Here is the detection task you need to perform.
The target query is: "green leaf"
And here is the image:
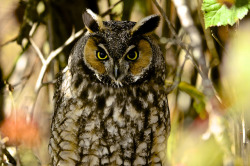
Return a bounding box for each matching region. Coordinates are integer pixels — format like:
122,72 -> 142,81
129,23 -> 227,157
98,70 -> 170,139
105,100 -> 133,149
202,0 -> 250,28
236,0 -> 250,7
193,100 -> 206,119
178,82 -> 205,100
178,82 -> 206,118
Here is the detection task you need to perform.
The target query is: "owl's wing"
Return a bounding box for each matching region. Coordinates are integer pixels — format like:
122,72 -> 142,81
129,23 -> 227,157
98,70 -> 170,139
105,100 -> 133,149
53,66 -> 72,117
50,66 -> 80,165
53,70 -> 64,115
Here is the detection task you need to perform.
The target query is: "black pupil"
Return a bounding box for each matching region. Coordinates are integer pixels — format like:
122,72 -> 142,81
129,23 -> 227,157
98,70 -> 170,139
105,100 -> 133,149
128,51 -> 136,59
99,51 -> 106,58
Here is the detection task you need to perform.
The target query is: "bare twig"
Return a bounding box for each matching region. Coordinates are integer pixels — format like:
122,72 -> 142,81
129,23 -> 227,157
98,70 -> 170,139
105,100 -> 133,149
28,25 -> 84,120
153,0 -> 217,99
0,138 -> 16,165
173,0 -> 208,74
171,0 -> 216,98
0,37 -> 17,47
211,30 -> 227,53
3,148 -> 17,165
166,52 -> 188,93
152,0 -> 177,38
100,0 -> 123,17
29,23 -> 45,64
43,79 -> 57,86
153,0 -> 193,94
30,38 -> 45,64
34,28 -> 84,92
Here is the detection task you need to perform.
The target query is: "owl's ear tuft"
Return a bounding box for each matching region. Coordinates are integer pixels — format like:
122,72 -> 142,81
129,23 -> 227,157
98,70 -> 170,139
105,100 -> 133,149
82,9 -> 104,33
131,15 -> 160,36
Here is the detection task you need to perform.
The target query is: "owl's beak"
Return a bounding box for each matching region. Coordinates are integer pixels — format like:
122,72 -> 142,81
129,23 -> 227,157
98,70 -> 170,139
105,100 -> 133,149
114,65 -> 119,80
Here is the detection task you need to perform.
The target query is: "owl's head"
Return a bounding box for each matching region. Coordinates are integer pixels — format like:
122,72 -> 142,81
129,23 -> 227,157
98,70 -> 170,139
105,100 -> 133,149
70,9 -> 166,87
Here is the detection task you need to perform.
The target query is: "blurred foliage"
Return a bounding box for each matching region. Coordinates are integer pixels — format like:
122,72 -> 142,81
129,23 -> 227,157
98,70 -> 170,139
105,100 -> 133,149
16,0 -> 41,45
0,67 -> 3,123
0,0 -> 250,165
18,147 -> 40,166
0,112 -> 40,147
178,82 -> 206,118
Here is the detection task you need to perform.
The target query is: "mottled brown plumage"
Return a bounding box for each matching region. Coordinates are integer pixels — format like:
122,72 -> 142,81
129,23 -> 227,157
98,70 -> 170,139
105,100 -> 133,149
49,9 -> 170,166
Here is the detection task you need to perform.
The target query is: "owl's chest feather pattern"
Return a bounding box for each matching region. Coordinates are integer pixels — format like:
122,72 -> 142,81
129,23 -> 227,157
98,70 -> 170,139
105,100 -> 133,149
49,67 -> 170,166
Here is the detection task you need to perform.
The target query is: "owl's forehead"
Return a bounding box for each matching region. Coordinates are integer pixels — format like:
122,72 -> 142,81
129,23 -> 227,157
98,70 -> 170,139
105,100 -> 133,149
91,21 -> 138,58
103,20 -> 136,32
103,21 -> 136,44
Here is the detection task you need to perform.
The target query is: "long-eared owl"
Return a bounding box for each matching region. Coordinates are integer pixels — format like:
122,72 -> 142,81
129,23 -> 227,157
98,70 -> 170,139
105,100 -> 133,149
49,9 -> 170,166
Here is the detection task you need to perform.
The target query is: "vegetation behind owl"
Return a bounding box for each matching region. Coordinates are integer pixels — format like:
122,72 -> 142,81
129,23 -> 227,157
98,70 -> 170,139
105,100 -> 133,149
49,9 -> 170,165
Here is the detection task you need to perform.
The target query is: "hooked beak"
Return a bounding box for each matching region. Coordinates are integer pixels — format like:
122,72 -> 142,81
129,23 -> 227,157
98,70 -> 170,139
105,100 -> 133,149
114,65 -> 119,80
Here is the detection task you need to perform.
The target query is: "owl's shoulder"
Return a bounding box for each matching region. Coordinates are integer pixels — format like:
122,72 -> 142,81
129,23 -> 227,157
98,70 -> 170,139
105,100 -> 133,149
53,67 -> 73,111
53,70 -> 63,102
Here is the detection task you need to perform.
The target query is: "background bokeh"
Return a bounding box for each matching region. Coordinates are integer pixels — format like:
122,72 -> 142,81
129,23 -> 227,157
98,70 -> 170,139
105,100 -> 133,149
0,0 -> 250,165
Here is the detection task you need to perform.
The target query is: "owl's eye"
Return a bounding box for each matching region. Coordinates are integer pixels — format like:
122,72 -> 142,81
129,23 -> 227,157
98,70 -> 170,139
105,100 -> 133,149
96,50 -> 108,60
126,50 -> 139,61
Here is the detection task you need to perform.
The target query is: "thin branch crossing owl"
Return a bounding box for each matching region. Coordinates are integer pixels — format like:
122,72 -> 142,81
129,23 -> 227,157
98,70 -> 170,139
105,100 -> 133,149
49,9 -> 170,166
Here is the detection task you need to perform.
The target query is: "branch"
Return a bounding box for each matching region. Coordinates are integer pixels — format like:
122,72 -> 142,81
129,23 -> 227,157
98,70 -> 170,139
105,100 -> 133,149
172,0 -> 210,91
166,52 -> 188,93
152,0 -> 177,38
100,0 -> 123,17
153,0 -> 217,99
27,26 -> 84,120
46,28 -> 83,64
29,23 -> 46,64
0,138 -> 16,165
0,37 -> 17,48
30,38 -> 45,64
29,26 -> 82,93
34,28 -> 84,92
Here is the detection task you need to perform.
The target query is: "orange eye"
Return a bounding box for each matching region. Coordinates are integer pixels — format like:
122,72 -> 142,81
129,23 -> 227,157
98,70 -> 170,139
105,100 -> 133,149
126,50 -> 138,61
96,50 -> 108,60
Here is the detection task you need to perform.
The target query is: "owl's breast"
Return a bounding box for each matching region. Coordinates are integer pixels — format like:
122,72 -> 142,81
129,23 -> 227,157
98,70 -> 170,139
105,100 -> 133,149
49,67 -> 170,166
